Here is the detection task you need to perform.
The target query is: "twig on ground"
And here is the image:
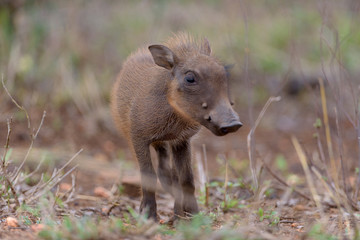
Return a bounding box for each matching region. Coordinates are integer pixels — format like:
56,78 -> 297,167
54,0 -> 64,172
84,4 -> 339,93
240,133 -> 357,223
34,110 -> 46,139
2,74 -> 31,129
312,167 -> 341,208
3,75 -> 48,184
25,149 -> 81,204
12,110 -> 47,182
33,149 -> 82,191
22,155 -> 46,180
261,159 -> 310,201
64,173 -> 77,204
76,195 -> 100,201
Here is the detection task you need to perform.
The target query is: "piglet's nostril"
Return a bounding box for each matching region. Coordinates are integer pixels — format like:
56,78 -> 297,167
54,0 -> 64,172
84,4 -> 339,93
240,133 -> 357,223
220,127 -> 229,134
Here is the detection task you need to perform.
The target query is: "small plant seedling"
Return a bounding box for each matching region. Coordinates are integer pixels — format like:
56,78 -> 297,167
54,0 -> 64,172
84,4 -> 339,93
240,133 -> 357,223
176,213 -> 213,240
17,204 -> 41,218
275,154 -> 287,172
264,188 -> 274,198
158,224 -> 176,236
257,208 -> 279,226
63,217 -> 73,232
3,148 -> 13,164
267,211 -> 280,226
221,196 -> 239,211
313,118 -> 322,128
117,184 -> 124,195
257,208 -> 264,221
22,216 -> 32,225
39,216 -> 99,240
308,223 -> 337,240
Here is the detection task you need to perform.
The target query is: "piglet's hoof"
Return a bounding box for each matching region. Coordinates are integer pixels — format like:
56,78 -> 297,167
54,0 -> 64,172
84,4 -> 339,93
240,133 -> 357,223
142,212 -> 160,222
139,206 -> 159,222
165,215 -> 181,226
166,212 -> 197,226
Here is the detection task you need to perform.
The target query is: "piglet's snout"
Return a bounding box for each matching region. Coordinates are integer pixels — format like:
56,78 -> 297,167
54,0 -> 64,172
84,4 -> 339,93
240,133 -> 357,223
219,121 -> 242,134
209,102 -> 242,136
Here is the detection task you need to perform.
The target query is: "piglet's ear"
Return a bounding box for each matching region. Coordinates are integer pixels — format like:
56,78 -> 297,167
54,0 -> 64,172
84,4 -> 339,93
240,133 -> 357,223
201,38 -> 211,56
148,45 -> 178,70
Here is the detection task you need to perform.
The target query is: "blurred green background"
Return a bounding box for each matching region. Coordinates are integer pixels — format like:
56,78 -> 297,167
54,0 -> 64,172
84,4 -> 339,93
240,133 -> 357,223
1,0 -> 360,170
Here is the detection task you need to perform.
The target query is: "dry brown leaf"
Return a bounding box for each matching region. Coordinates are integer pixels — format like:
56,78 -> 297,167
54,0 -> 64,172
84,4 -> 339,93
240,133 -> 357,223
94,186 -> 111,198
291,223 -> 298,228
6,217 -> 19,227
101,207 -> 110,214
31,224 -> 45,232
294,204 -> 306,211
60,183 -> 72,191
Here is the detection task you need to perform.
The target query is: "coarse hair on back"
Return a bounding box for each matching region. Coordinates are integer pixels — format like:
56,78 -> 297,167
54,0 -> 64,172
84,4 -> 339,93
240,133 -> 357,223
164,32 -> 211,59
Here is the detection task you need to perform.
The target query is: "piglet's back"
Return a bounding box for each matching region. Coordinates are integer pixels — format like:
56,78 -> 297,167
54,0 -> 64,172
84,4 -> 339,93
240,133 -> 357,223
110,48 -> 158,139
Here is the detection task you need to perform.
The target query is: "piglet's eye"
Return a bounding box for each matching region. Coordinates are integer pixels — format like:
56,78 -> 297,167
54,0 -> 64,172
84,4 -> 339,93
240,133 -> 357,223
184,73 -> 196,84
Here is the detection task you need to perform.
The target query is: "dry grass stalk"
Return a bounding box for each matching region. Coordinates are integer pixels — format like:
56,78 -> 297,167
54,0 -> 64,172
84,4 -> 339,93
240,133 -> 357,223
319,77 -> 346,215
202,144 -> 209,208
317,5 -> 360,204
319,77 -> 339,190
12,110 -> 46,182
58,173 -> 77,204
2,118 -> 12,170
312,167 -> 343,230
2,75 -> 47,183
1,118 -> 20,207
1,75 -> 81,213
291,136 -> 323,213
247,96 -> 281,190
22,155 -> 46,181
312,166 -> 359,238
222,154 -> 229,211
314,127 -> 326,164
334,107 -> 347,195
22,150 -> 81,204
196,149 -> 207,211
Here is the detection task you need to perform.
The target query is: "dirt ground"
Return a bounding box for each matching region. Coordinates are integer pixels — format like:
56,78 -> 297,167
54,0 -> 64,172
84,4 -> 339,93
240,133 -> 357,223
1,99 -> 359,239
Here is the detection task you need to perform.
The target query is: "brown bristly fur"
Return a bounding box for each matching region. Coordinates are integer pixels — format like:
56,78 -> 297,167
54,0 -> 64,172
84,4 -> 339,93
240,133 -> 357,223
111,32 -> 242,220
